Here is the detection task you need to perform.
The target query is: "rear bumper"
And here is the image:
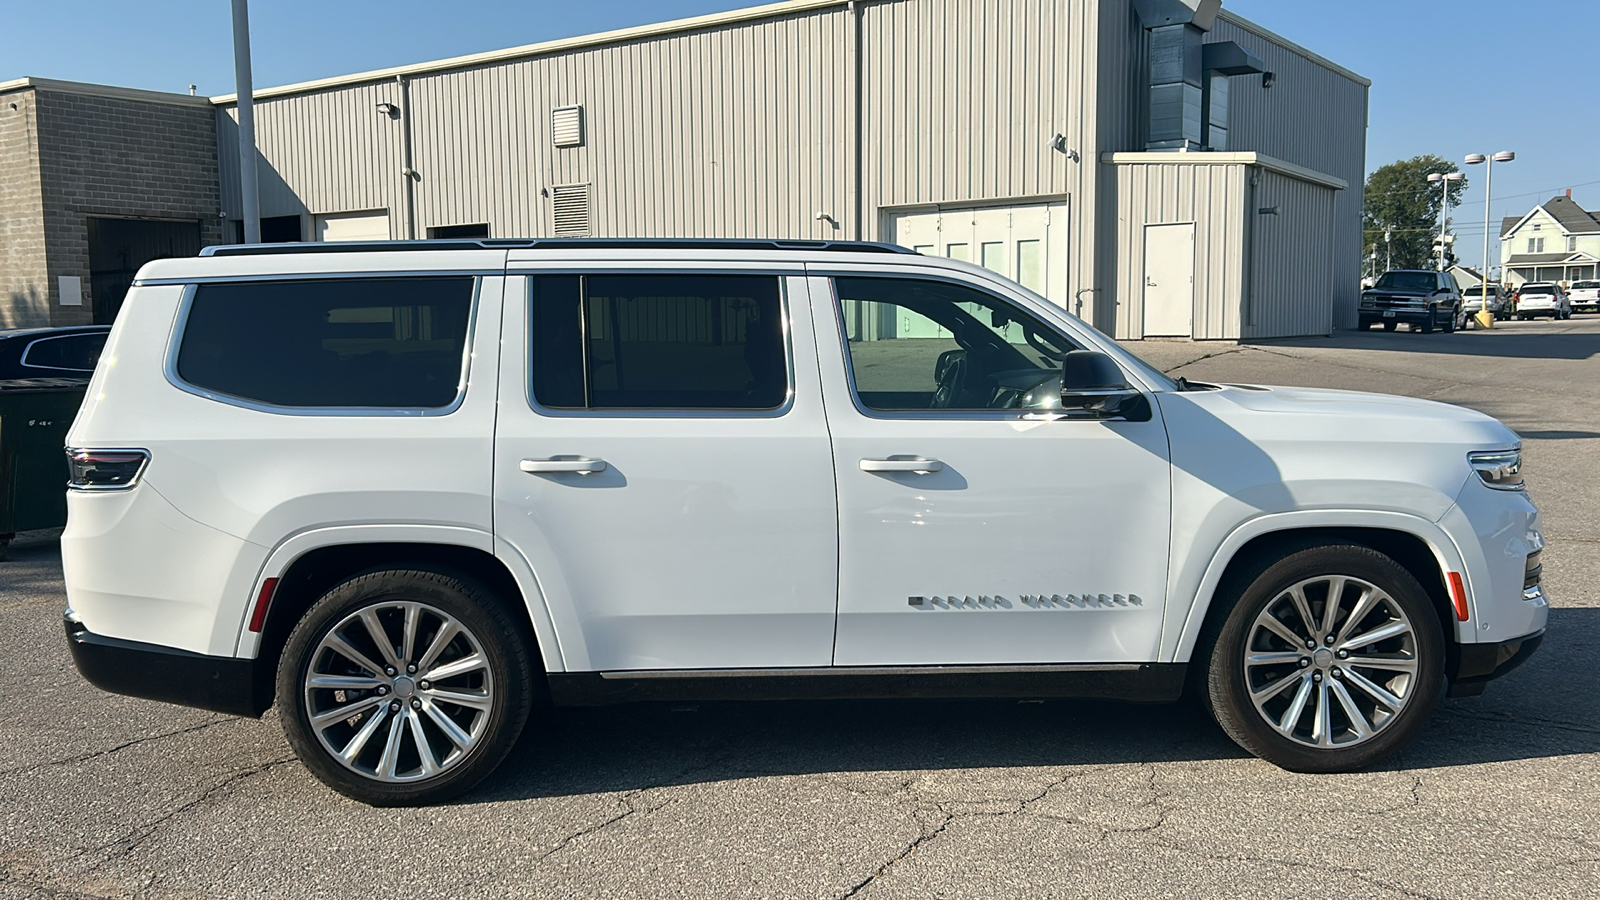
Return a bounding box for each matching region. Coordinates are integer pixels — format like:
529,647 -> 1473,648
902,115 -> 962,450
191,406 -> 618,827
64,612 -> 271,717
1445,629 -> 1544,698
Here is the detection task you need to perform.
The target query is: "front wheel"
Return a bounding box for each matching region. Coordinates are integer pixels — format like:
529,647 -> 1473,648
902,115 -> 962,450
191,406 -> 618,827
1201,544 -> 1445,773
1420,308 -> 1436,334
277,568 -> 535,806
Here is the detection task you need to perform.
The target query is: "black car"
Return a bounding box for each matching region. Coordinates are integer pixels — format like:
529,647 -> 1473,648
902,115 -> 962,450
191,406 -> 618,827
1359,270 -> 1463,333
0,326 -> 111,380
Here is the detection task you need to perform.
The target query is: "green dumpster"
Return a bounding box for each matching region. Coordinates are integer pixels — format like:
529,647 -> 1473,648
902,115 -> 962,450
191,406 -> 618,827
0,377 -> 89,557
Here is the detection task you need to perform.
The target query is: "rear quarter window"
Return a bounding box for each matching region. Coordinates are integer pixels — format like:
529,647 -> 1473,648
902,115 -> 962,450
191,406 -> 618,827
175,277 -> 475,409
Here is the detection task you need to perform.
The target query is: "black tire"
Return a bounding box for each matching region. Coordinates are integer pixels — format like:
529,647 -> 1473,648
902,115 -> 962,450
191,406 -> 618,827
1443,311 -> 1456,333
1382,321 -> 1397,332
1199,544 -> 1445,773
1420,307 -> 1435,333
1358,318 -> 1373,331
277,567 -> 535,806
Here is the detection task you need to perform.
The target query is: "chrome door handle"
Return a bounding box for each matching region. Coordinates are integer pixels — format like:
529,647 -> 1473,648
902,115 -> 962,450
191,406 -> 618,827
859,457 -> 943,474
521,457 -> 608,474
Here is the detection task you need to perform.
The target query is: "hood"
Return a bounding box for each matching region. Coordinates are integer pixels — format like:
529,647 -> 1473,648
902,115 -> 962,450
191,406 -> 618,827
1157,384 -> 1518,522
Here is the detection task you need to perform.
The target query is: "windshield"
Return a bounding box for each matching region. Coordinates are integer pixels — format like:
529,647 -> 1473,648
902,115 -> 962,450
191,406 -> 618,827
1374,272 -> 1437,291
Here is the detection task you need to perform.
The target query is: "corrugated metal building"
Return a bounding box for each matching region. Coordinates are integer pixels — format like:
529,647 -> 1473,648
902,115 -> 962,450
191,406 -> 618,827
8,0 -> 1369,338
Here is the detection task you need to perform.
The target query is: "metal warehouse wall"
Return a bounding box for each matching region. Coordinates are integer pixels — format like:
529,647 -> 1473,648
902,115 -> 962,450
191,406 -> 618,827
1207,13 -> 1368,330
220,7 -> 854,242
1111,161 -> 1248,340
859,0 -> 1099,296
1246,166 -> 1336,339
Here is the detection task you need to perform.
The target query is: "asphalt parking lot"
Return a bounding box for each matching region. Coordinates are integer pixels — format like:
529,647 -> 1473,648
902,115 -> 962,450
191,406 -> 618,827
3,316 -> 1597,900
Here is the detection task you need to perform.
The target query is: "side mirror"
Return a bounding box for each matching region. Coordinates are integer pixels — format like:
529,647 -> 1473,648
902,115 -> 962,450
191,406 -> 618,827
1059,350 -> 1141,417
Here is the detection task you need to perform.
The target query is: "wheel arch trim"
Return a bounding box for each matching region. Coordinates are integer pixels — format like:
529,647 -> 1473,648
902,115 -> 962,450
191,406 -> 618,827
1167,510 -> 1470,663
233,523 -> 565,674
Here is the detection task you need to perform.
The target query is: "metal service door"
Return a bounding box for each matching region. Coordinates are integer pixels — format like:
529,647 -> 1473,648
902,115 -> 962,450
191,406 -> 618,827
1142,224 -> 1195,337
493,265 -> 839,673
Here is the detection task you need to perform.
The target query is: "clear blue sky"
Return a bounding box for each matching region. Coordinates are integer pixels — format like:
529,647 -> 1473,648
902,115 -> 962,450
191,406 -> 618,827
7,0 -> 1597,269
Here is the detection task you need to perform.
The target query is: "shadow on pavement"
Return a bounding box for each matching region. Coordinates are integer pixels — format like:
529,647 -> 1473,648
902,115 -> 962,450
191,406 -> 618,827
466,606 -> 1598,804
1258,326 -> 1600,361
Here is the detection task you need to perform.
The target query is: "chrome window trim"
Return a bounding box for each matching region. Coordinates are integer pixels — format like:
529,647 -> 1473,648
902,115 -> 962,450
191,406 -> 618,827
821,273 -> 1136,422
65,447 -> 151,492
19,334 -> 99,372
522,271 -> 798,420
162,276 -> 483,418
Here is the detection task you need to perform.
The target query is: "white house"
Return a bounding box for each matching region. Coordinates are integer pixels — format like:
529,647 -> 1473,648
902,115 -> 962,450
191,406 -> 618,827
1498,193 -> 1600,287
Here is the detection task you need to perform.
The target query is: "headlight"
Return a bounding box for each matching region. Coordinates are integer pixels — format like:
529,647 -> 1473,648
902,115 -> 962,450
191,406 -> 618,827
1360,295 -> 1376,307
1468,449 -> 1524,491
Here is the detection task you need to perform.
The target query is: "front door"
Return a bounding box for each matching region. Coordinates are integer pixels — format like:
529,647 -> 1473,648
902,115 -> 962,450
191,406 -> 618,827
813,271 -> 1172,666
1142,223 -> 1195,337
493,266 -> 838,672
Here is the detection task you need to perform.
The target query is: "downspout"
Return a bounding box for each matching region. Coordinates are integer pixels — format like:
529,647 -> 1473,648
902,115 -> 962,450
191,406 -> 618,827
847,0 -> 864,241
397,75 -> 417,240
1242,167 -> 1258,336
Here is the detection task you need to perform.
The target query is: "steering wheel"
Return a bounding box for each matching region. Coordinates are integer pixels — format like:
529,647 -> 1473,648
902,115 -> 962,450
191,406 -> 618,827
930,354 -> 969,409
1025,327 -> 1070,361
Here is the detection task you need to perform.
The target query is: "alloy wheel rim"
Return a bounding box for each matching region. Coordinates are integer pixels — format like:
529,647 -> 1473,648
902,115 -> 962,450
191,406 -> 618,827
1243,575 -> 1419,749
303,601 -> 494,782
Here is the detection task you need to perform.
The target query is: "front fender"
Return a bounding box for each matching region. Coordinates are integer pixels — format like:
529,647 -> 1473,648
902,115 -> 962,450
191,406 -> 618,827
1165,509 -> 1470,663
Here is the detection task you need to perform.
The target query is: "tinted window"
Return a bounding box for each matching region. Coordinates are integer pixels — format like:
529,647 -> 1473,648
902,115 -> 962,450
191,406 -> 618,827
835,277 -> 1077,411
177,277 -> 474,408
530,274 -> 787,410
21,334 -> 105,371
1374,272 -> 1438,291
1521,284 -> 1555,295
1573,281 -> 1600,289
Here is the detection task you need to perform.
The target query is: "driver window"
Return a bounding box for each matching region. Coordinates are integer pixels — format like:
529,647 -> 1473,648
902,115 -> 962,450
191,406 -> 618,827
834,276 -> 1077,411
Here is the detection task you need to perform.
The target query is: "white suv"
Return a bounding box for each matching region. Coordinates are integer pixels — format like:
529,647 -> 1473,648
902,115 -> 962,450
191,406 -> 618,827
1568,280 -> 1600,314
63,240 -> 1548,805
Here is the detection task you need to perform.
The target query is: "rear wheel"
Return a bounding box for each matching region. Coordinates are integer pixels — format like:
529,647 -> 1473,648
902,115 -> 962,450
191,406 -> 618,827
278,567 -> 535,806
1202,544 -> 1445,773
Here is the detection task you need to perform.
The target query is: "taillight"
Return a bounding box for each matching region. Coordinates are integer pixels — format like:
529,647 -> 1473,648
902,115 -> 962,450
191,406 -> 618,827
66,448 -> 150,490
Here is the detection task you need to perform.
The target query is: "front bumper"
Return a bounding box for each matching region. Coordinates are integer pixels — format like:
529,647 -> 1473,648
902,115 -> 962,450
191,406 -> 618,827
64,612 -> 271,717
1445,629 -> 1544,698
1360,307 -> 1434,325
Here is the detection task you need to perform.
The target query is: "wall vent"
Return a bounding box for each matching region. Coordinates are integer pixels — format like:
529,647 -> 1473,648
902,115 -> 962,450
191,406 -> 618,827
551,184 -> 591,237
551,105 -> 584,148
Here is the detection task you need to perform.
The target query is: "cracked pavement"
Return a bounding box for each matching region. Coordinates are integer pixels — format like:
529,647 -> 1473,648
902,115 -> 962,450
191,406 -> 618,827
3,317 -> 1598,899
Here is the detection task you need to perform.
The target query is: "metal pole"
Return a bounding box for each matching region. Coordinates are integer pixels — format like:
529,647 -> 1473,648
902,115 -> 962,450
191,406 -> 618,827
1437,178 -> 1449,271
1479,157 -> 1494,329
231,0 -> 261,244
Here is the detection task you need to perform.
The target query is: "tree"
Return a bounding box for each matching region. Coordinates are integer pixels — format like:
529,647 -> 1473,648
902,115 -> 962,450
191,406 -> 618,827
1363,155 -> 1468,272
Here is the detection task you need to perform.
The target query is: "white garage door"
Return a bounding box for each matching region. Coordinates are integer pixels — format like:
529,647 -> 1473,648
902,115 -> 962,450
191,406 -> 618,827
885,201 -> 1071,310
316,210 -> 391,242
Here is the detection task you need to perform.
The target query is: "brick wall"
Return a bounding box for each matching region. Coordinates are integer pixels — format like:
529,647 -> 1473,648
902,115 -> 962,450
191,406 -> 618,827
0,90 -> 49,328
33,88 -> 223,326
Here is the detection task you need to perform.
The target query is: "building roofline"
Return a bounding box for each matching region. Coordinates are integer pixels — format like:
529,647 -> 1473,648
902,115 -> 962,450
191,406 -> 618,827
0,76 -> 212,107
1216,10 -> 1371,87
1102,151 -> 1348,190
205,1 -> 1369,105
211,0 -> 846,104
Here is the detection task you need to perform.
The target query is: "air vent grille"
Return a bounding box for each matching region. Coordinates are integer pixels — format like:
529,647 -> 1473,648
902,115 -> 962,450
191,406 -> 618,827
551,105 -> 583,148
551,184 -> 591,237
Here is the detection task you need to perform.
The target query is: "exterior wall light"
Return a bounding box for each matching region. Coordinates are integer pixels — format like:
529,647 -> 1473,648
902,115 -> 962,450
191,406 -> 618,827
375,102 -> 399,117
1262,71 -> 1275,89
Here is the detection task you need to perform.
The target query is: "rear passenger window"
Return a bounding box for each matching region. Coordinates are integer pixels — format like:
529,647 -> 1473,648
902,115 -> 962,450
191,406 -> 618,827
22,335 -> 105,371
529,274 -> 788,410
176,277 -> 475,409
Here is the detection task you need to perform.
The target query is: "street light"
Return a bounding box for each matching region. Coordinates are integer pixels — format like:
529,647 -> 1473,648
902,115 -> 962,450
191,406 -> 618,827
1465,151 -> 1515,330
1426,171 -> 1465,273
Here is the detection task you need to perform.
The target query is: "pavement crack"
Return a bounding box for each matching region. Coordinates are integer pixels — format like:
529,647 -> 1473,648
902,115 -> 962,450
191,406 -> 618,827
1439,707 -> 1600,737
0,719 -> 232,779
837,804 -> 955,899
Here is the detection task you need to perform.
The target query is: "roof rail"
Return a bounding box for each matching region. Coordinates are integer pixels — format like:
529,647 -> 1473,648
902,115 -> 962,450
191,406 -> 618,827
200,238 -> 918,258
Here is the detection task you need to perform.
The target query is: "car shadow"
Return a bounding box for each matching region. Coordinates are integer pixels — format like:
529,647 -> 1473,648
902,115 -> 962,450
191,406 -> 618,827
1252,326 -> 1600,361
460,606 -> 1598,805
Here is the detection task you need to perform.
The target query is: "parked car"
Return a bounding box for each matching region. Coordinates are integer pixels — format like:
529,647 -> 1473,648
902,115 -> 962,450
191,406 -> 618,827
0,326 -> 110,380
1567,280 -> 1600,314
1514,282 -> 1571,320
1460,283 -> 1512,320
64,239 -> 1546,805
1358,270 -> 1463,333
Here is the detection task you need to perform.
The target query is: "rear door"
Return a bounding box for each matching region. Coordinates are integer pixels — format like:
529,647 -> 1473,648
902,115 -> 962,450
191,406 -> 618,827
493,260 -> 838,672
